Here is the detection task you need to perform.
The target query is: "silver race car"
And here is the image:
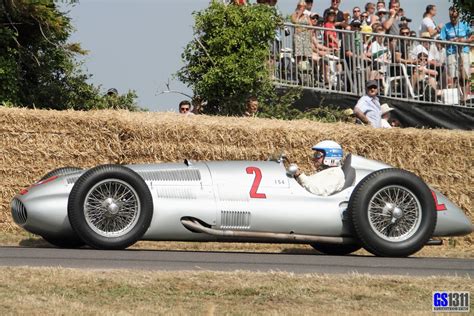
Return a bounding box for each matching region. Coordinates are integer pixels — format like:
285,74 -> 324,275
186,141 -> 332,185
11,154 -> 472,257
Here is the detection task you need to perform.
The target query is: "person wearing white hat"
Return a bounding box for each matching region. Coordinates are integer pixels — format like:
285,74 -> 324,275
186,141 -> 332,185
380,103 -> 394,128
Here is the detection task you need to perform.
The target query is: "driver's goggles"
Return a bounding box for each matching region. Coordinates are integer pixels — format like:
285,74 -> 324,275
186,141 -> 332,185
313,152 -> 324,159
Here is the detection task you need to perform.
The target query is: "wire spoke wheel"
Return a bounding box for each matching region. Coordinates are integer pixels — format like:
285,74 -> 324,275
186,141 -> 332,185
348,168 -> 436,257
368,185 -> 422,242
68,165 -> 153,250
84,179 -> 141,238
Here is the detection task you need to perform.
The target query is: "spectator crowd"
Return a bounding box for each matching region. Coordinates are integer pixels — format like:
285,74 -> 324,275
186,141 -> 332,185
278,0 -> 472,127
183,0 -> 473,128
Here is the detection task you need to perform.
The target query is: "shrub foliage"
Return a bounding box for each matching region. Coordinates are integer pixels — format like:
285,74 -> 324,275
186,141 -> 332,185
178,1 -> 347,122
178,1 -> 284,116
0,0 -> 139,110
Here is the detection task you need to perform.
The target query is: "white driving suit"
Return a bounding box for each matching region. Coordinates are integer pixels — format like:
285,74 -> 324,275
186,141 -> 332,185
296,166 -> 345,196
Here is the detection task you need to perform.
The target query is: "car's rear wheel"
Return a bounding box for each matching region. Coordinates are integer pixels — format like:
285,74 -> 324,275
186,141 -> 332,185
348,168 -> 436,257
68,165 -> 153,250
39,167 -> 82,181
310,243 -> 361,255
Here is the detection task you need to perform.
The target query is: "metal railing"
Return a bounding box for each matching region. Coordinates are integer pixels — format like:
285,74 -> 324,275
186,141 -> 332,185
271,23 -> 474,107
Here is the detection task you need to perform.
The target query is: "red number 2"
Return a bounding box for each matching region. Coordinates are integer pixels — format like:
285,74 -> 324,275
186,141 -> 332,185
246,167 -> 267,199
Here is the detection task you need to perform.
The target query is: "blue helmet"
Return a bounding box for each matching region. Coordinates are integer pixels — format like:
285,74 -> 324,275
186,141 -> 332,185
312,140 -> 343,167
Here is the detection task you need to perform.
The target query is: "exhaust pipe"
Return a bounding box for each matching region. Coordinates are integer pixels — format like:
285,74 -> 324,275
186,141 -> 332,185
181,218 -> 356,245
425,239 -> 443,246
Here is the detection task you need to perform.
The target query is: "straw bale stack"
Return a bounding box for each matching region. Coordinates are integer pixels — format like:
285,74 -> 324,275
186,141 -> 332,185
0,107 -> 472,244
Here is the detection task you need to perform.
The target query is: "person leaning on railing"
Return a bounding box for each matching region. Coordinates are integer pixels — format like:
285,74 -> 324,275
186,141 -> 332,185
411,52 -> 438,99
311,21 -> 332,63
323,10 -> 339,51
439,6 -> 472,103
323,0 -> 345,29
420,5 -> 443,39
291,1 -> 313,66
366,25 -> 391,81
392,26 -> 415,66
344,19 -> 370,89
409,32 -> 444,87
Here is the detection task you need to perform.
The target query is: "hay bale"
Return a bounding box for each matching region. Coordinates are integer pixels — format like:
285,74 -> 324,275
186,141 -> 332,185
0,107 -> 472,245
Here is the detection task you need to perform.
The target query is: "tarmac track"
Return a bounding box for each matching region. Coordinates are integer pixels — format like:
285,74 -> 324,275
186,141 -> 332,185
0,246 -> 473,277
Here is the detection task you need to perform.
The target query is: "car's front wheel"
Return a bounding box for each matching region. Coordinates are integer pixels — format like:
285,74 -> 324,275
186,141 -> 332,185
348,168 -> 436,257
68,165 -> 153,250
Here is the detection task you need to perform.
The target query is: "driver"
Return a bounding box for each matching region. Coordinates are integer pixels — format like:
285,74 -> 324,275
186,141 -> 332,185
294,140 -> 345,196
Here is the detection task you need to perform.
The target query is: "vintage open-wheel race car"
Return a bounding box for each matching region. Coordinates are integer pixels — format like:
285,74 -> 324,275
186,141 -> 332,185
11,153 -> 472,257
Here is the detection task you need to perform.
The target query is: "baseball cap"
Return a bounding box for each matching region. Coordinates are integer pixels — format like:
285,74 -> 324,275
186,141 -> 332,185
366,80 -> 378,89
350,19 -> 362,27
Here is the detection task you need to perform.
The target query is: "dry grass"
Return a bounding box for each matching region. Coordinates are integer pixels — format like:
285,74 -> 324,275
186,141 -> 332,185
0,107 -> 472,250
0,267 -> 472,315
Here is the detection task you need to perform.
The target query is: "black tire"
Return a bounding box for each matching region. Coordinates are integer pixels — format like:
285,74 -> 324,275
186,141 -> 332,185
310,243 -> 361,256
42,235 -> 85,249
40,167 -> 82,181
68,165 -> 153,250
348,168 -> 436,257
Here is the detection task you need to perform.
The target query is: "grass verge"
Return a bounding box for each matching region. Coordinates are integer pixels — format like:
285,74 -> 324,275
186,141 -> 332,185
0,267 -> 472,315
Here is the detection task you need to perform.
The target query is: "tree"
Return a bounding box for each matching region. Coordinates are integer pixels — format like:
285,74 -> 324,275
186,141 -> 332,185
177,1 -> 285,115
0,0 -> 139,110
177,1 -> 348,122
450,0 -> 473,22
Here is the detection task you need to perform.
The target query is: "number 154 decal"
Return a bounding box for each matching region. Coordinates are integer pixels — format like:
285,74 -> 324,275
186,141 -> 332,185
246,167 -> 267,199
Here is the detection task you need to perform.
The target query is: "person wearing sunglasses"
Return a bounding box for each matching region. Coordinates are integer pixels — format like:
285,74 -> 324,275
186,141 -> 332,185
440,6 -> 472,103
412,52 -> 438,101
389,26 -> 415,77
178,100 -> 194,115
350,6 -> 361,24
353,80 -> 382,127
323,0 -> 345,29
293,140 -> 345,196
364,2 -> 376,25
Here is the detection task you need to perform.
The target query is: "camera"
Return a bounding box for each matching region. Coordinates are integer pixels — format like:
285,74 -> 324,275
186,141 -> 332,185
400,16 -> 412,22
